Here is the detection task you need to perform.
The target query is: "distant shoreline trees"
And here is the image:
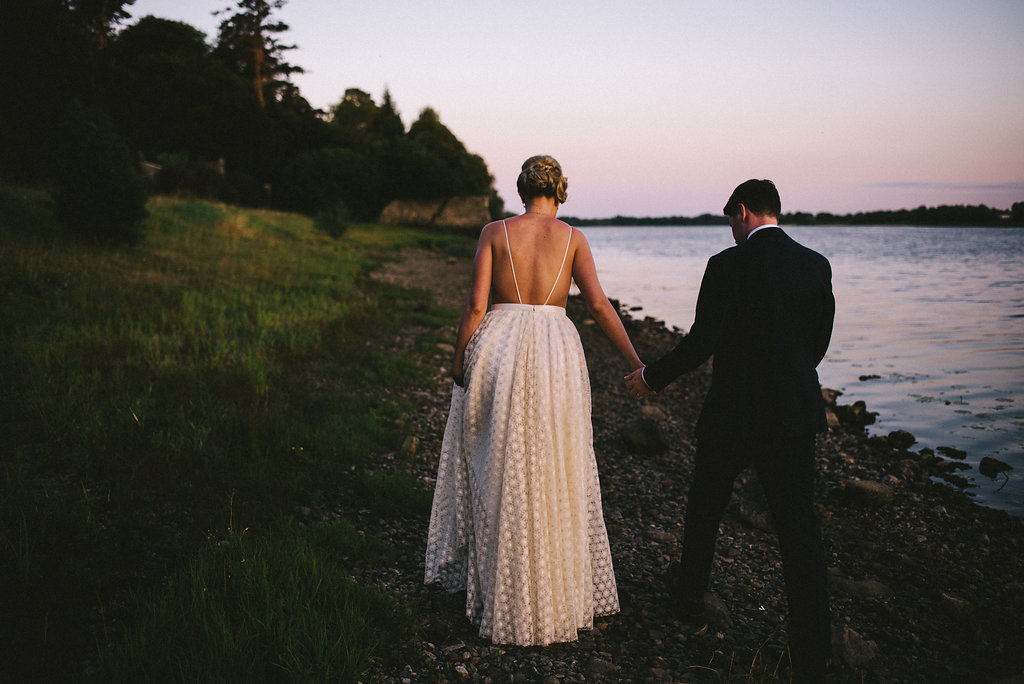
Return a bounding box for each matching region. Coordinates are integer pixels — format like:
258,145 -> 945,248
563,202 -> 1024,228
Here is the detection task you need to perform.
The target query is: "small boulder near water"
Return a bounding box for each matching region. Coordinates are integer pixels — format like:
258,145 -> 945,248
886,429 -> 917,451
979,456 -> 1012,479
937,446 -> 967,460
821,387 -> 842,405
832,400 -> 878,428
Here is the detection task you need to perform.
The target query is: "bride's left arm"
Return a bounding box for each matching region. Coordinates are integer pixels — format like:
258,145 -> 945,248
451,226 -> 495,386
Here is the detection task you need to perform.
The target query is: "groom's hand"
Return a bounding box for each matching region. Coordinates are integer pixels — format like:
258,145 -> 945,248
624,366 -> 653,399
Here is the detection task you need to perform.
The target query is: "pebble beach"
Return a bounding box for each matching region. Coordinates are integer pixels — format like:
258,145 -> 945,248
357,249 -> 1024,683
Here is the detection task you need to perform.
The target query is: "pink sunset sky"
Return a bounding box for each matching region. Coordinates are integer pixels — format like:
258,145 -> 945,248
132,0 -> 1024,219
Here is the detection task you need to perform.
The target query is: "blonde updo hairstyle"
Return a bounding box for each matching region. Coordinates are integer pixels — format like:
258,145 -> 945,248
517,155 -> 568,205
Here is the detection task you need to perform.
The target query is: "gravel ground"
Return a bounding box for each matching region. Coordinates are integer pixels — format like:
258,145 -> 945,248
357,249 -> 1024,684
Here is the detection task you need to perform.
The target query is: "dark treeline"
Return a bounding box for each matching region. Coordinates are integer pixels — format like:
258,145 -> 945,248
785,203 -> 1024,227
0,0 -> 503,239
565,202 -> 1024,228
560,213 -> 729,226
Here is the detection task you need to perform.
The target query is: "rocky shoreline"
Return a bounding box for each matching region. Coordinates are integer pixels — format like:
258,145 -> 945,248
359,250 -> 1024,683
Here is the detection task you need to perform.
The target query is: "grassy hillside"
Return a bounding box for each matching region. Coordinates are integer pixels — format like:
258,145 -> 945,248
0,188 -> 472,681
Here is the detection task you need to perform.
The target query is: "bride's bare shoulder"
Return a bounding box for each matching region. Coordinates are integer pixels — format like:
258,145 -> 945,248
566,222 -> 588,245
478,219 -> 507,240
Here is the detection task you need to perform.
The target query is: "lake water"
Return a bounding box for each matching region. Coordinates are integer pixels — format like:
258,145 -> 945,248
578,225 -> 1024,518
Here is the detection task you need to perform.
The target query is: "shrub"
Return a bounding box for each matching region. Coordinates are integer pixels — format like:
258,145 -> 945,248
150,154 -> 231,200
278,147 -> 377,219
314,200 -> 351,238
53,101 -> 148,243
225,170 -> 270,207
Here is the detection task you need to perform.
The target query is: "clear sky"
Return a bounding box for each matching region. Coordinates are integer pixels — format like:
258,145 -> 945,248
131,0 -> 1024,218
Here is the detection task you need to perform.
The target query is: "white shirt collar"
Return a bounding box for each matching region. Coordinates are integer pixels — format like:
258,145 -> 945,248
747,223 -> 778,239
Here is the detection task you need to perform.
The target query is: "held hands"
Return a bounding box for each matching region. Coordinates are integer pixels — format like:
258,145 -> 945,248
624,366 -> 653,399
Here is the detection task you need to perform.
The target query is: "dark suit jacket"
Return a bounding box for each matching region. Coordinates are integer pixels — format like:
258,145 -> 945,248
643,226 -> 835,442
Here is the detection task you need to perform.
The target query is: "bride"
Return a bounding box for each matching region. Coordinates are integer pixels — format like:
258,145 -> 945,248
424,155 -> 644,646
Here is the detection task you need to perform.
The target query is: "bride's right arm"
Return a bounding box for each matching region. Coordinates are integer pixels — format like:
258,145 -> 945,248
451,226 -> 495,386
572,233 -> 643,372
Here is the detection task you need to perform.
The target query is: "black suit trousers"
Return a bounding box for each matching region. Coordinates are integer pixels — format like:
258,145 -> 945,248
678,433 -> 831,671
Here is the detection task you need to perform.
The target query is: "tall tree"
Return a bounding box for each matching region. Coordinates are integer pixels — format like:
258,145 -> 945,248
0,0 -> 96,180
408,107 -> 492,196
1012,201 -> 1024,226
329,88 -> 405,148
213,0 -> 302,108
69,0 -> 137,49
371,88 -> 405,142
112,14 -> 208,59
110,16 -> 259,164
329,88 -> 378,147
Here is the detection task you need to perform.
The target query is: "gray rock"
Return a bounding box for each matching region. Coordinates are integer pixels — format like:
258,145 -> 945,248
737,499 -> 773,532
621,417 -> 669,454
837,626 -> 879,667
645,528 -> 677,544
937,445 -> 967,459
980,456 -> 1012,478
844,478 -> 894,506
887,429 -> 917,450
856,402 -> 878,425
640,404 -> 668,422
941,591 -> 972,617
836,400 -> 877,427
829,575 -> 891,598
825,407 -> 841,428
704,593 -> 733,628
898,458 -> 920,475
588,656 -> 619,675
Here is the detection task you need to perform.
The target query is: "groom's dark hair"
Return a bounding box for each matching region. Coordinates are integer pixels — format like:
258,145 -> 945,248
723,179 -> 781,218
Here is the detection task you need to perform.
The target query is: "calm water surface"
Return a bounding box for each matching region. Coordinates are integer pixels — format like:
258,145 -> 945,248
579,225 -> 1024,518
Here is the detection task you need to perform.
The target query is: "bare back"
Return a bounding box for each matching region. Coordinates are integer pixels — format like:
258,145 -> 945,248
489,215 -> 576,307
452,207 -> 641,385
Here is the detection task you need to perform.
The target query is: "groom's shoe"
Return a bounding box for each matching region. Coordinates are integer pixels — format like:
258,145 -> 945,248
665,560 -> 705,622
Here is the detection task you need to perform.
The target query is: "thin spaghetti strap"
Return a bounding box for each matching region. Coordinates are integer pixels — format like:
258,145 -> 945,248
542,225 -> 573,305
502,219 -> 523,304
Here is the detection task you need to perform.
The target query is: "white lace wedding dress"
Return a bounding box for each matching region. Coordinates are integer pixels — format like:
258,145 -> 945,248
424,222 -> 619,646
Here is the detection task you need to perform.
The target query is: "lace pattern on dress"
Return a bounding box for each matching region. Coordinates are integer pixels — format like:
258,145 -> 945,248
425,304 -> 619,646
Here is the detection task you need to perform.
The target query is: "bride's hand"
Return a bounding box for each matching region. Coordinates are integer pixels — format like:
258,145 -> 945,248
624,366 -> 652,399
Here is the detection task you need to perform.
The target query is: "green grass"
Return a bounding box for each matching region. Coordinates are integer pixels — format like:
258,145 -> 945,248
97,519 -> 407,683
0,187 -> 470,681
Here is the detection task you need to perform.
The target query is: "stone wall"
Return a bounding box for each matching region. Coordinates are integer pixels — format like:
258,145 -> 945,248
378,195 -> 490,230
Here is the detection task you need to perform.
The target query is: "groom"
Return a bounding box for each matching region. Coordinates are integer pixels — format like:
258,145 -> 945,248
625,179 -> 835,681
